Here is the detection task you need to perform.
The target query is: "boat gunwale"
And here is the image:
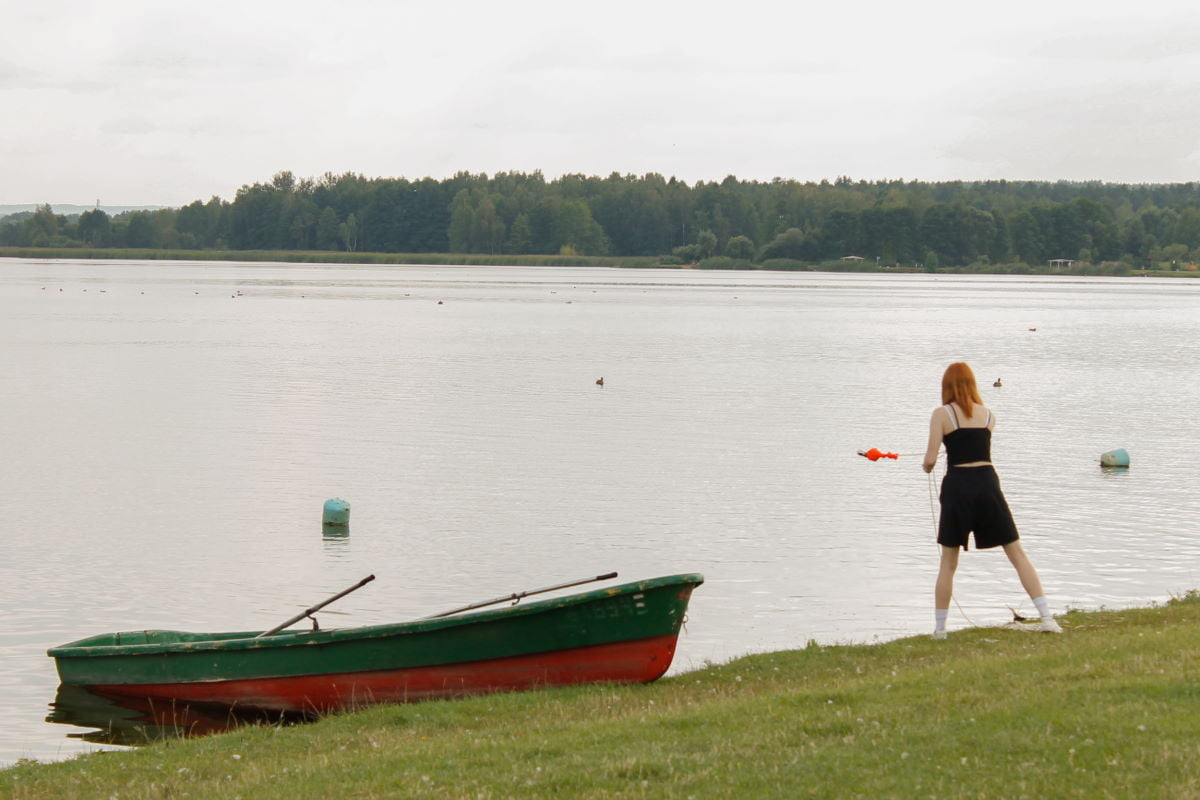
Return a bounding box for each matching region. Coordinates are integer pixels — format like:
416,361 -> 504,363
48,573 -> 703,659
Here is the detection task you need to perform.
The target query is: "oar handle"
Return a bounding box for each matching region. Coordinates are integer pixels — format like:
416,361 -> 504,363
256,574 -> 376,638
423,572 -> 618,619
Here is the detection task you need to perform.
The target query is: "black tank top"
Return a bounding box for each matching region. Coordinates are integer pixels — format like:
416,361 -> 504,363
943,404 -> 992,466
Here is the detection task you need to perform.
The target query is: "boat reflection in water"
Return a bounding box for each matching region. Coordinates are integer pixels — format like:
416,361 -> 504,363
46,684 -> 300,746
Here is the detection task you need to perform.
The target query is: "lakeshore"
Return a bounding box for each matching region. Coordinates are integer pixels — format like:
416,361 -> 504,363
4,596 -> 1199,799
2,246 -> 1195,277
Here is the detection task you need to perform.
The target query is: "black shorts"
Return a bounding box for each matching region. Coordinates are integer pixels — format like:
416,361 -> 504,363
938,466 -> 1019,551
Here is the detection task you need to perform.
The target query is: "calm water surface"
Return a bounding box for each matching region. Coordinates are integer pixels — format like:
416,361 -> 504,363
3,258 -> 1200,763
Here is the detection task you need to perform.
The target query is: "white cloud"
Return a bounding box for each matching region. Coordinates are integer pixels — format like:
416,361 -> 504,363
3,0 -> 1200,204
938,9 -> 1200,182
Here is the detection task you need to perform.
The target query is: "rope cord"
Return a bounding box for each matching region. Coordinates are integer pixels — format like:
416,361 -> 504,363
927,468 -> 977,626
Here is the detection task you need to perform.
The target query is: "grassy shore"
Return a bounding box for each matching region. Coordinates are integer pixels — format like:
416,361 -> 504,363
4,596 -> 1200,799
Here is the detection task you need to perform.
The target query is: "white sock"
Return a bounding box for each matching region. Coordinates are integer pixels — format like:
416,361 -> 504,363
934,608 -> 949,631
1033,596 -> 1052,619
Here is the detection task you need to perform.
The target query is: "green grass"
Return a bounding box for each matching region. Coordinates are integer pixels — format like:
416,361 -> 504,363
6,596 -> 1200,799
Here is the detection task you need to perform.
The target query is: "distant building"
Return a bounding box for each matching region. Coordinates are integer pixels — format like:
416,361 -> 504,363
839,255 -> 865,261
1049,259 -> 1075,271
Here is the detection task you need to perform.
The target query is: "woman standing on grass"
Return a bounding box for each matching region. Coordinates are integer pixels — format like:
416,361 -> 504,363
922,362 -> 1062,639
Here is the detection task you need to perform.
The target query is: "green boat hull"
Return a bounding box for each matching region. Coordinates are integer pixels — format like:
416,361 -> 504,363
49,574 -> 703,713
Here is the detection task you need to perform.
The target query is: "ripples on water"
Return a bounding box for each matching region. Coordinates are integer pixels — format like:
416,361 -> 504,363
3,259 -> 1200,763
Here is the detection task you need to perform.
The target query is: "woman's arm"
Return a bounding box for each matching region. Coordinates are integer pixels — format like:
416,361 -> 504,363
923,407 -> 945,473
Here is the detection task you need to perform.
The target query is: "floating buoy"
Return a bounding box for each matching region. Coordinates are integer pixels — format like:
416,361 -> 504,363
859,448 -> 899,461
322,498 -> 351,527
1100,449 -> 1130,468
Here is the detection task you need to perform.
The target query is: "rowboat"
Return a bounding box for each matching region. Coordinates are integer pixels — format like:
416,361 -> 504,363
48,573 -> 703,714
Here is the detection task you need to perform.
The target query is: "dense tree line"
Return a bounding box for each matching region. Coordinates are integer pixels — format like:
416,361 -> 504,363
5,171 -> 1200,269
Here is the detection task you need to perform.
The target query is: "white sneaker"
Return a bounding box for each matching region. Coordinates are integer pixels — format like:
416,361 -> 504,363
932,629 -> 947,640
1039,617 -> 1063,633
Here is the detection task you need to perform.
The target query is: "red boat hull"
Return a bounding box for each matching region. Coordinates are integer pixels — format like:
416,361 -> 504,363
90,633 -> 680,713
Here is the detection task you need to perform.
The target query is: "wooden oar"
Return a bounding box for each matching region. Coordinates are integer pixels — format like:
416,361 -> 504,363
423,572 -> 618,619
256,574 -> 376,638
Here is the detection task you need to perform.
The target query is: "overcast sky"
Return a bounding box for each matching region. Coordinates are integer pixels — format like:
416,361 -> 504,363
4,0 -> 1199,206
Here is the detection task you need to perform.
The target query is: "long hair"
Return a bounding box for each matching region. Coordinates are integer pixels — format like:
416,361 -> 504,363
941,362 -> 983,417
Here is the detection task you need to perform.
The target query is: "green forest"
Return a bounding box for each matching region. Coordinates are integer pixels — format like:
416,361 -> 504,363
4,171 -> 1200,272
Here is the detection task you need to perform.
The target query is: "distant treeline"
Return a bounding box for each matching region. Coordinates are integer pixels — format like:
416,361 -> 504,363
5,171 -> 1200,269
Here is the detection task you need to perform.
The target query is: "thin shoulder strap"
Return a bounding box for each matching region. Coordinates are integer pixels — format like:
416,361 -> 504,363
944,404 -> 959,430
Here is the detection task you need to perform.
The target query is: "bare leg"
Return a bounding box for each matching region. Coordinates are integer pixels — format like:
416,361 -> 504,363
935,545 -> 959,609
1002,541 -> 1045,601
1003,541 -> 1061,632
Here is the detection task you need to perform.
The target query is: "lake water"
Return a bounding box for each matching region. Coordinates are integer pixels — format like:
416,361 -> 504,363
3,258 -> 1200,764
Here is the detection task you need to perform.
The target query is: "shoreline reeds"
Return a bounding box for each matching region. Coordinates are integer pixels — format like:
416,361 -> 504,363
3,247 -> 1195,277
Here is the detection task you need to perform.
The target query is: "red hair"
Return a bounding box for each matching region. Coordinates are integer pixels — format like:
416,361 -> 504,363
941,362 -> 983,417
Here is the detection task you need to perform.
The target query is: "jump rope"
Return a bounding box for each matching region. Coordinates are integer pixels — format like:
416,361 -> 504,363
858,448 -> 983,626
924,463 -> 978,625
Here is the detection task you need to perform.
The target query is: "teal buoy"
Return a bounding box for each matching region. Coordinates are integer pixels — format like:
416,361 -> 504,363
1100,449 -> 1130,468
323,498 -> 351,527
